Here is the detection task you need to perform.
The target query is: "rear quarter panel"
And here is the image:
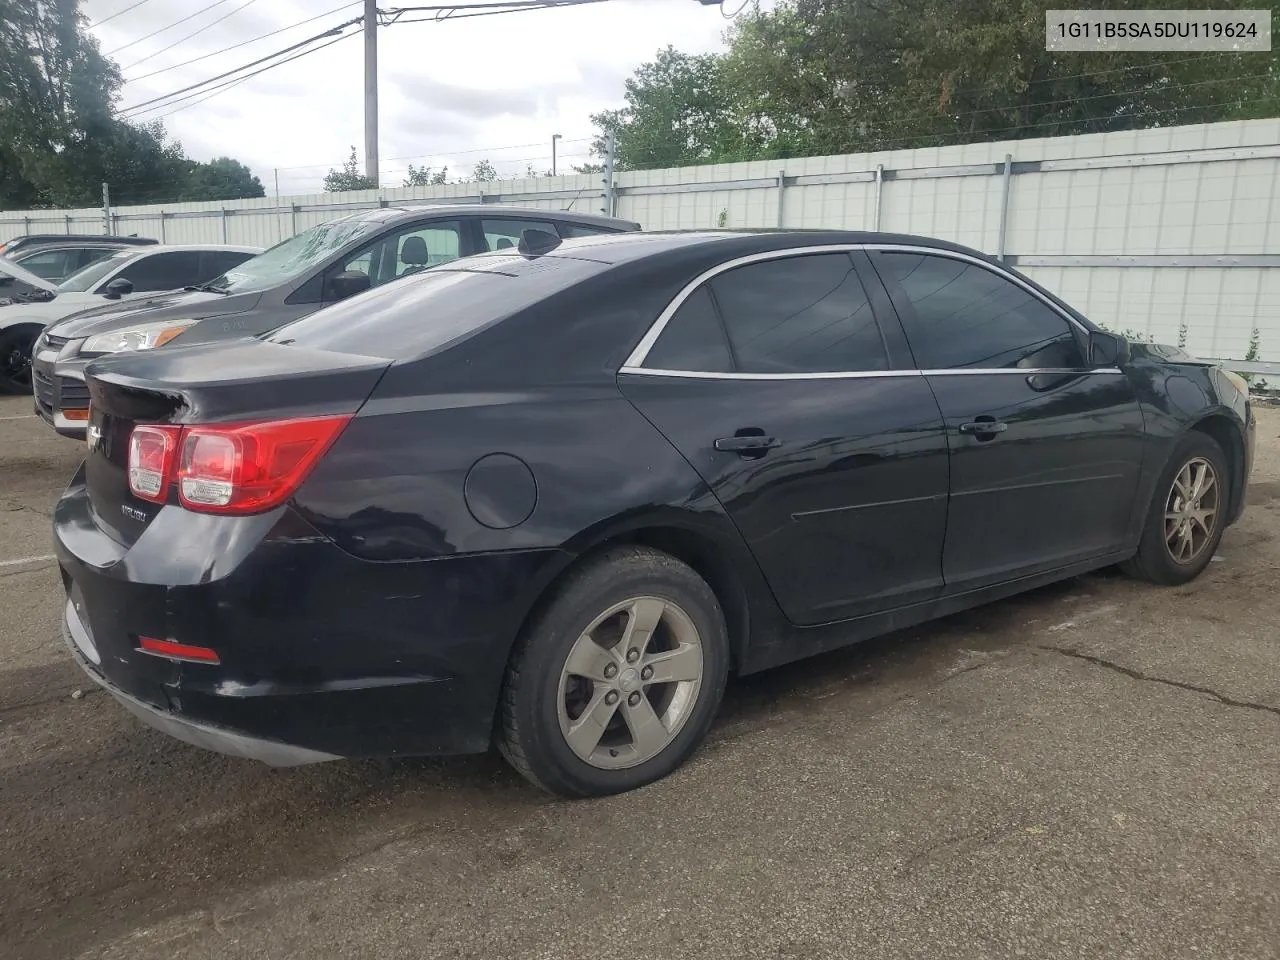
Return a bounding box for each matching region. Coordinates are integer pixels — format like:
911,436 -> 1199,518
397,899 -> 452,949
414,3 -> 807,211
1123,347 -> 1250,539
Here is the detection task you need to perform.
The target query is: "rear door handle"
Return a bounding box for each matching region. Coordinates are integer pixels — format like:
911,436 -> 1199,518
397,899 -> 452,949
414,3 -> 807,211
714,435 -> 782,452
958,419 -> 1008,436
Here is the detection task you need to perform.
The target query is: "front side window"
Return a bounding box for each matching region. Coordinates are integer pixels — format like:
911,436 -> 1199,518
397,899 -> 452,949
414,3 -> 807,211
110,251 -> 202,292
15,248 -> 81,281
642,253 -> 887,375
875,252 -> 1085,370
326,220 -> 464,298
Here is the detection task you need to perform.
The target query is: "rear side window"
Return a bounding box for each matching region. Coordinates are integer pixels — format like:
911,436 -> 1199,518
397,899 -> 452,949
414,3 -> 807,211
481,219 -> 558,251
875,252 -> 1085,370
557,222 -> 624,239
202,250 -> 256,277
645,287 -> 733,372
641,253 -> 887,375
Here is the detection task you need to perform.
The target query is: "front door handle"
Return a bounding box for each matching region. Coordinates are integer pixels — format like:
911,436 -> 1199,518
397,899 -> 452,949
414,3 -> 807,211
958,418 -> 1008,437
714,435 -> 782,453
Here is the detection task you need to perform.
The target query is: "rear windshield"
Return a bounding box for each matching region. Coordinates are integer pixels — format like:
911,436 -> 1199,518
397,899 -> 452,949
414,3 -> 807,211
266,253 -> 607,359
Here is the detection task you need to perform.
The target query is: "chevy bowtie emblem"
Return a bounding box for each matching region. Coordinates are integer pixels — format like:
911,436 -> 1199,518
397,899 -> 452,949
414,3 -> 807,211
86,424 -> 103,449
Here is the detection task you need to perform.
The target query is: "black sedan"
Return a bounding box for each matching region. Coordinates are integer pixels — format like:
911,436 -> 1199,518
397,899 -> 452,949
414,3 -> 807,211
56,229 -> 1255,797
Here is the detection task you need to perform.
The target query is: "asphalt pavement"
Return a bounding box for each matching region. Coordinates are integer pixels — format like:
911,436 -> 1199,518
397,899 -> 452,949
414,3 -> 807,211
1,394 -> 1278,960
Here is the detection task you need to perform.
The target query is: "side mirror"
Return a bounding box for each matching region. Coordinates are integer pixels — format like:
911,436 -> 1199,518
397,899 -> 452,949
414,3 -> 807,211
330,269 -> 371,301
103,277 -> 133,299
1089,330 -> 1129,368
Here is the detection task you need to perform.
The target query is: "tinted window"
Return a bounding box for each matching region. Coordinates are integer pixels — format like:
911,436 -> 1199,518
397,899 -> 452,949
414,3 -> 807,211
481,218 -> 558,252
110,251 -> 202,292
877,252 -> 1085,370
644,287 -> 733,372
271,255 -> 607,359
202,250 -> 256,277
558,222 -> 622,239
709,254 -> 886,374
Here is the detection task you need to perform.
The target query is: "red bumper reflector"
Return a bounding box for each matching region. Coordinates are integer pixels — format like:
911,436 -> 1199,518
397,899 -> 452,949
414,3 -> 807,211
138,636 -> 221,664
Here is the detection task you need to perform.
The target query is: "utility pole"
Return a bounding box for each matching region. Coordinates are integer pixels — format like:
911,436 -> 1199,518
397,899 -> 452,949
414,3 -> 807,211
101,182 -> 111,235
551,133 -> 561,176
273,168 -> 280,200
364,0 -> 379,186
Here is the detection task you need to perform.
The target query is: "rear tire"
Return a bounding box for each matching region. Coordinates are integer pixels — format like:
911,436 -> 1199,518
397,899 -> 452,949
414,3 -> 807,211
1123,431 -> 1228,586
0,325 -> 38,395
498,545 -> 729,798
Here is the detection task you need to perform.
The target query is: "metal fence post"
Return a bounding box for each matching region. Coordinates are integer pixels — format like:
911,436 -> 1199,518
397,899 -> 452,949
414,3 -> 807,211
997,153 -> 1013,261
220,208 -> 228,242
159,212 -> 166,243
101,182 -> 111,235
776,169 -> 786,227
873,164 -> 883,230
22,216 -> 30,235
64,214 -> 72,235
290,204 -> 299,237
602,132 -> 617,216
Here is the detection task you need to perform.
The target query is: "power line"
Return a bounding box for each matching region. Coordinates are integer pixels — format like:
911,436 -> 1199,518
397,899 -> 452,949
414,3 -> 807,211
88,0 -> 155,28
142,31 -> 360,121
123,1 -> 362,85
120,0 -> 260,73
119,18 -> 363,115
105,0 -> 236,56
379,0 -> 612,25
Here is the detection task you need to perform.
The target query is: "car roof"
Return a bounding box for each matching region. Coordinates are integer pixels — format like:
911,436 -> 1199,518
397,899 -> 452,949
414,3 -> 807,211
13,240 -> 135,253
3,234 -> 157,246
320,204 -> 638,230
502,228 -> 999,266
104,243 -> 264,255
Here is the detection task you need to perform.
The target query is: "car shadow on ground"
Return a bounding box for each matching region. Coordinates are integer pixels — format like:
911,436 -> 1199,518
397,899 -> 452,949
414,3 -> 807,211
4,572 -> 1103,957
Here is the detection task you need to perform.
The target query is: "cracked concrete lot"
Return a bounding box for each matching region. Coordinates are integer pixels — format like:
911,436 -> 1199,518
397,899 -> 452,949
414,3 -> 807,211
1,395 -> 1279,960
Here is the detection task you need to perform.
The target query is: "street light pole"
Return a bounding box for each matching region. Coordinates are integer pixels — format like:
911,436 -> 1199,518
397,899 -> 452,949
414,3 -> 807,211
551,133 -> 562,177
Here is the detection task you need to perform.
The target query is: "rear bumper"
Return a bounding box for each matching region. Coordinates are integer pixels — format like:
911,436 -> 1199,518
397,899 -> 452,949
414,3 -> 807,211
54,470 -> 569,762
64,600 -> 338,766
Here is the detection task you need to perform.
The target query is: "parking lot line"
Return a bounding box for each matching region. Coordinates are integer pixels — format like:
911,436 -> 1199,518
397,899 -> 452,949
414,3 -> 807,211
0,554 -> 55,567
0,414 -> 36,421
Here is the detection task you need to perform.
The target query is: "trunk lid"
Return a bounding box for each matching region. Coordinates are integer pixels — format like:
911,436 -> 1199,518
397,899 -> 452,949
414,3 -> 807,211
84,340 -> 391,546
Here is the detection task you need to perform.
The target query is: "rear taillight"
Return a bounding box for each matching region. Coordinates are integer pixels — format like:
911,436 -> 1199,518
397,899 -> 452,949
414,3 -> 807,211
125,415 -> 352,515
128,425 -> 181,502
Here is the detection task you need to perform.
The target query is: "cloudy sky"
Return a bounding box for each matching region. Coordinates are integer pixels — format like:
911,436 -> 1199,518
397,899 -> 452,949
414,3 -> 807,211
83,0 -> 764,195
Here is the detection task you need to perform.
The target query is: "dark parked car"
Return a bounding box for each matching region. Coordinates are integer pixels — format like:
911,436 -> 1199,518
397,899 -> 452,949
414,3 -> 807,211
0,234 -> 157,257
11,240 -> 136,282
33,205 -> 639,438
56,230 -> 1254,797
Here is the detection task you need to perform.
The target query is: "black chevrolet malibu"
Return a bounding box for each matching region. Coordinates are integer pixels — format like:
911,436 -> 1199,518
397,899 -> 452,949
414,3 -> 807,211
56,230 -> 1255,797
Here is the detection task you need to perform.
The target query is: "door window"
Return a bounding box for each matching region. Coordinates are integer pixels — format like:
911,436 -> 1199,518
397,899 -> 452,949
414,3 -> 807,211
106,251 -> 202,292
875,252 -> 1085,370
480,218 -> 558,252
327,220 -> 464,297
644,253 -> 887,374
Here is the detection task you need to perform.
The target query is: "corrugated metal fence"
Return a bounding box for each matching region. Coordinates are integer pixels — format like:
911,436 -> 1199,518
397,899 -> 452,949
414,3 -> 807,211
4,117 -> 1280,361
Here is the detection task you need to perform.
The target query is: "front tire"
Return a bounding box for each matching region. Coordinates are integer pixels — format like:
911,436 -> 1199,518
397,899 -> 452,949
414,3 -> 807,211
1124,431 -> 1228,585
498,545 -> 729,798
0,326 -> 38,395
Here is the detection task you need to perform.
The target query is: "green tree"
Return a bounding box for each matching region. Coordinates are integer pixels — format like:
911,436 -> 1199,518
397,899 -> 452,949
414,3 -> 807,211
323,146 -> 377,191
470,159 -> 498,182
403,162 -> 449,186
182,156 -> 264,201
589,46 -> 743,170
596,0 -> 1280,168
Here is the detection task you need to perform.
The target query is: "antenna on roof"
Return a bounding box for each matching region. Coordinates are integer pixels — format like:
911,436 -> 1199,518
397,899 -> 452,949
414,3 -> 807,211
517,229 -> 561,257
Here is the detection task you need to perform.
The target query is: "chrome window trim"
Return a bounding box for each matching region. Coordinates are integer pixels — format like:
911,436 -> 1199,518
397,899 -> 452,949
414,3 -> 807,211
618,366 -> 1123,380
622,242 -> 1092,373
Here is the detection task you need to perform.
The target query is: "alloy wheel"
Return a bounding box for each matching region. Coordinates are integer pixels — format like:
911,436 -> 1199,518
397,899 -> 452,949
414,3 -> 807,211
1164,456 -> 1220,565
0,331 -> 35,390
557,595 -> 704,770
